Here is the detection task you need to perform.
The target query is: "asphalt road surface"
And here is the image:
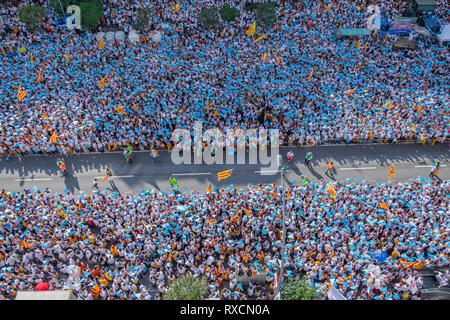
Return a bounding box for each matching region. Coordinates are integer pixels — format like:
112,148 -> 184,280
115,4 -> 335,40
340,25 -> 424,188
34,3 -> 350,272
0,143 -> 448,195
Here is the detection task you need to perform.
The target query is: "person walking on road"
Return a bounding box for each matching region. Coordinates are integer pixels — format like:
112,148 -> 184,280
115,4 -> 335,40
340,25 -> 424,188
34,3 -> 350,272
304,152 -> 313,165
151,148 -> 161,163
430,161 -> 440,179
169,176 -> 179,193
326,161 -> 334,178
92,178 -> 99,190
103,168 -> 112,182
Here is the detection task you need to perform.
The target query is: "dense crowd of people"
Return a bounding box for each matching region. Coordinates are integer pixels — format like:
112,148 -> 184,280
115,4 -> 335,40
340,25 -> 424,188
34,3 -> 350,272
0,0 -> 449,301
0,178 -> 448,300
0,1 -> 448,157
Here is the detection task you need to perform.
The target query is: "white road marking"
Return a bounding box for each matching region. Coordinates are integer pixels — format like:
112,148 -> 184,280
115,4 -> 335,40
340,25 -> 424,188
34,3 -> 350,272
414,165 -> 447,168
339,167 -> 377,171
172,172 -> 212,176
254,169 -> 291,174
94,175 -> 135,179
15,178 -> 53,181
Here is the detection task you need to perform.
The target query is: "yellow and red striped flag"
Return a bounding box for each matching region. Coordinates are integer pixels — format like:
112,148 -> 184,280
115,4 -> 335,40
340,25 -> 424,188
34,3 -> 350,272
217,169 -> 233,182
50,132 -> 59,144
275,56 -> 282,65
19,239 -> 30,248
17,85 -> 28,101
246,22 -> 256,36
261,52 -> 268,62
346,88 -> 356,95
91,285 -> 101,298
173,2 -> 181,12
324,3 -> 332,12
325,184 -> 336,200
388,165 -> 395,183
206,218 -> 215,224
308,69 -> 314,81
36,71 -> 43,83
30,52 -> 34,65
379,202 -> 390,210
97,38 -> 106,49
253,33 -> 265,43
115,105 -> 125,114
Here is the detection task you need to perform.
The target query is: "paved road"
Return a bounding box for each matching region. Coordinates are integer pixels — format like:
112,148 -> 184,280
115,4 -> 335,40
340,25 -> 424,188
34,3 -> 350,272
0,144 -> 448,194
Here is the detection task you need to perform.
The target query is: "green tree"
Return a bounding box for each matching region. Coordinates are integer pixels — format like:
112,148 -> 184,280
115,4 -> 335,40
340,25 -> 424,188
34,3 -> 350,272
283,276 -> 322,300
18,5 -> 46,30
219,4 -> 240,22
164,276 -> 208,300
198,7 -> 220,29
49,0 -> 102,14
78,1 -> 103,31
256,2 -> 277,30
135,8 -> 153,31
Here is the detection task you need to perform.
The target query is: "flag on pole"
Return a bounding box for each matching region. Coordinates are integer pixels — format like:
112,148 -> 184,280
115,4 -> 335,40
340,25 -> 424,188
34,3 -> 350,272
308,69 -> 314,81
346,88 -> 356,94
217,169 -> 233,182
388,165 -> 395,183
246,22 -> 256,36
17,85 -> 28,101
253,33 -> 265,43
275,56 -> 282,65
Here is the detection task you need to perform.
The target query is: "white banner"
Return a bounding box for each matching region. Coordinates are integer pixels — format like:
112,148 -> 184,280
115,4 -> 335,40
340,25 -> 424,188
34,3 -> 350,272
327,284 -> 347,300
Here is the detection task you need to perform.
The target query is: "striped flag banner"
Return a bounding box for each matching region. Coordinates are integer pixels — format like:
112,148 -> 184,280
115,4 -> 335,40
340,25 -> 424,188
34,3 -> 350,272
98,38 -> 106,49
253,33 -> 265,43
17,85 -> 28,101
388,165 -> 395,183
325,184 -> 336,200
246,22 -> 256,36
217,169 -> 233,182
36,71 -> 43,83
98,70 -> 115,88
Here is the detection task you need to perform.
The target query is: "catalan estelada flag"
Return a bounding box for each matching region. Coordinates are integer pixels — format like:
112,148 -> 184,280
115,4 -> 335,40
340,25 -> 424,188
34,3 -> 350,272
388,165 -> 395,184
217,169 -> 233,182
98,70 -> 115,88
246,22 -> 256,36
17,85 -> 28,101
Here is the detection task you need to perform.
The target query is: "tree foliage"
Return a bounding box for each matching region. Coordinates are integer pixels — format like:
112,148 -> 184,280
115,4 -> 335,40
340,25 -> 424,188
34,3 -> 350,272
219,4 -> 240,22
198,7 -> 220,29
164,276 -> 208,300
135,8 -> 153,31
283,276 -> 322,300
256,2 -> 277,30
78,1 -> 103,31
18,5 -> 46,30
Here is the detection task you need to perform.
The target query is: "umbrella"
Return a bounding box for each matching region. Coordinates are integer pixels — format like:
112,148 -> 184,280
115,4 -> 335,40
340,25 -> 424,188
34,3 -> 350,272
372,249 -> 388,263
35,282 -> 50,291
